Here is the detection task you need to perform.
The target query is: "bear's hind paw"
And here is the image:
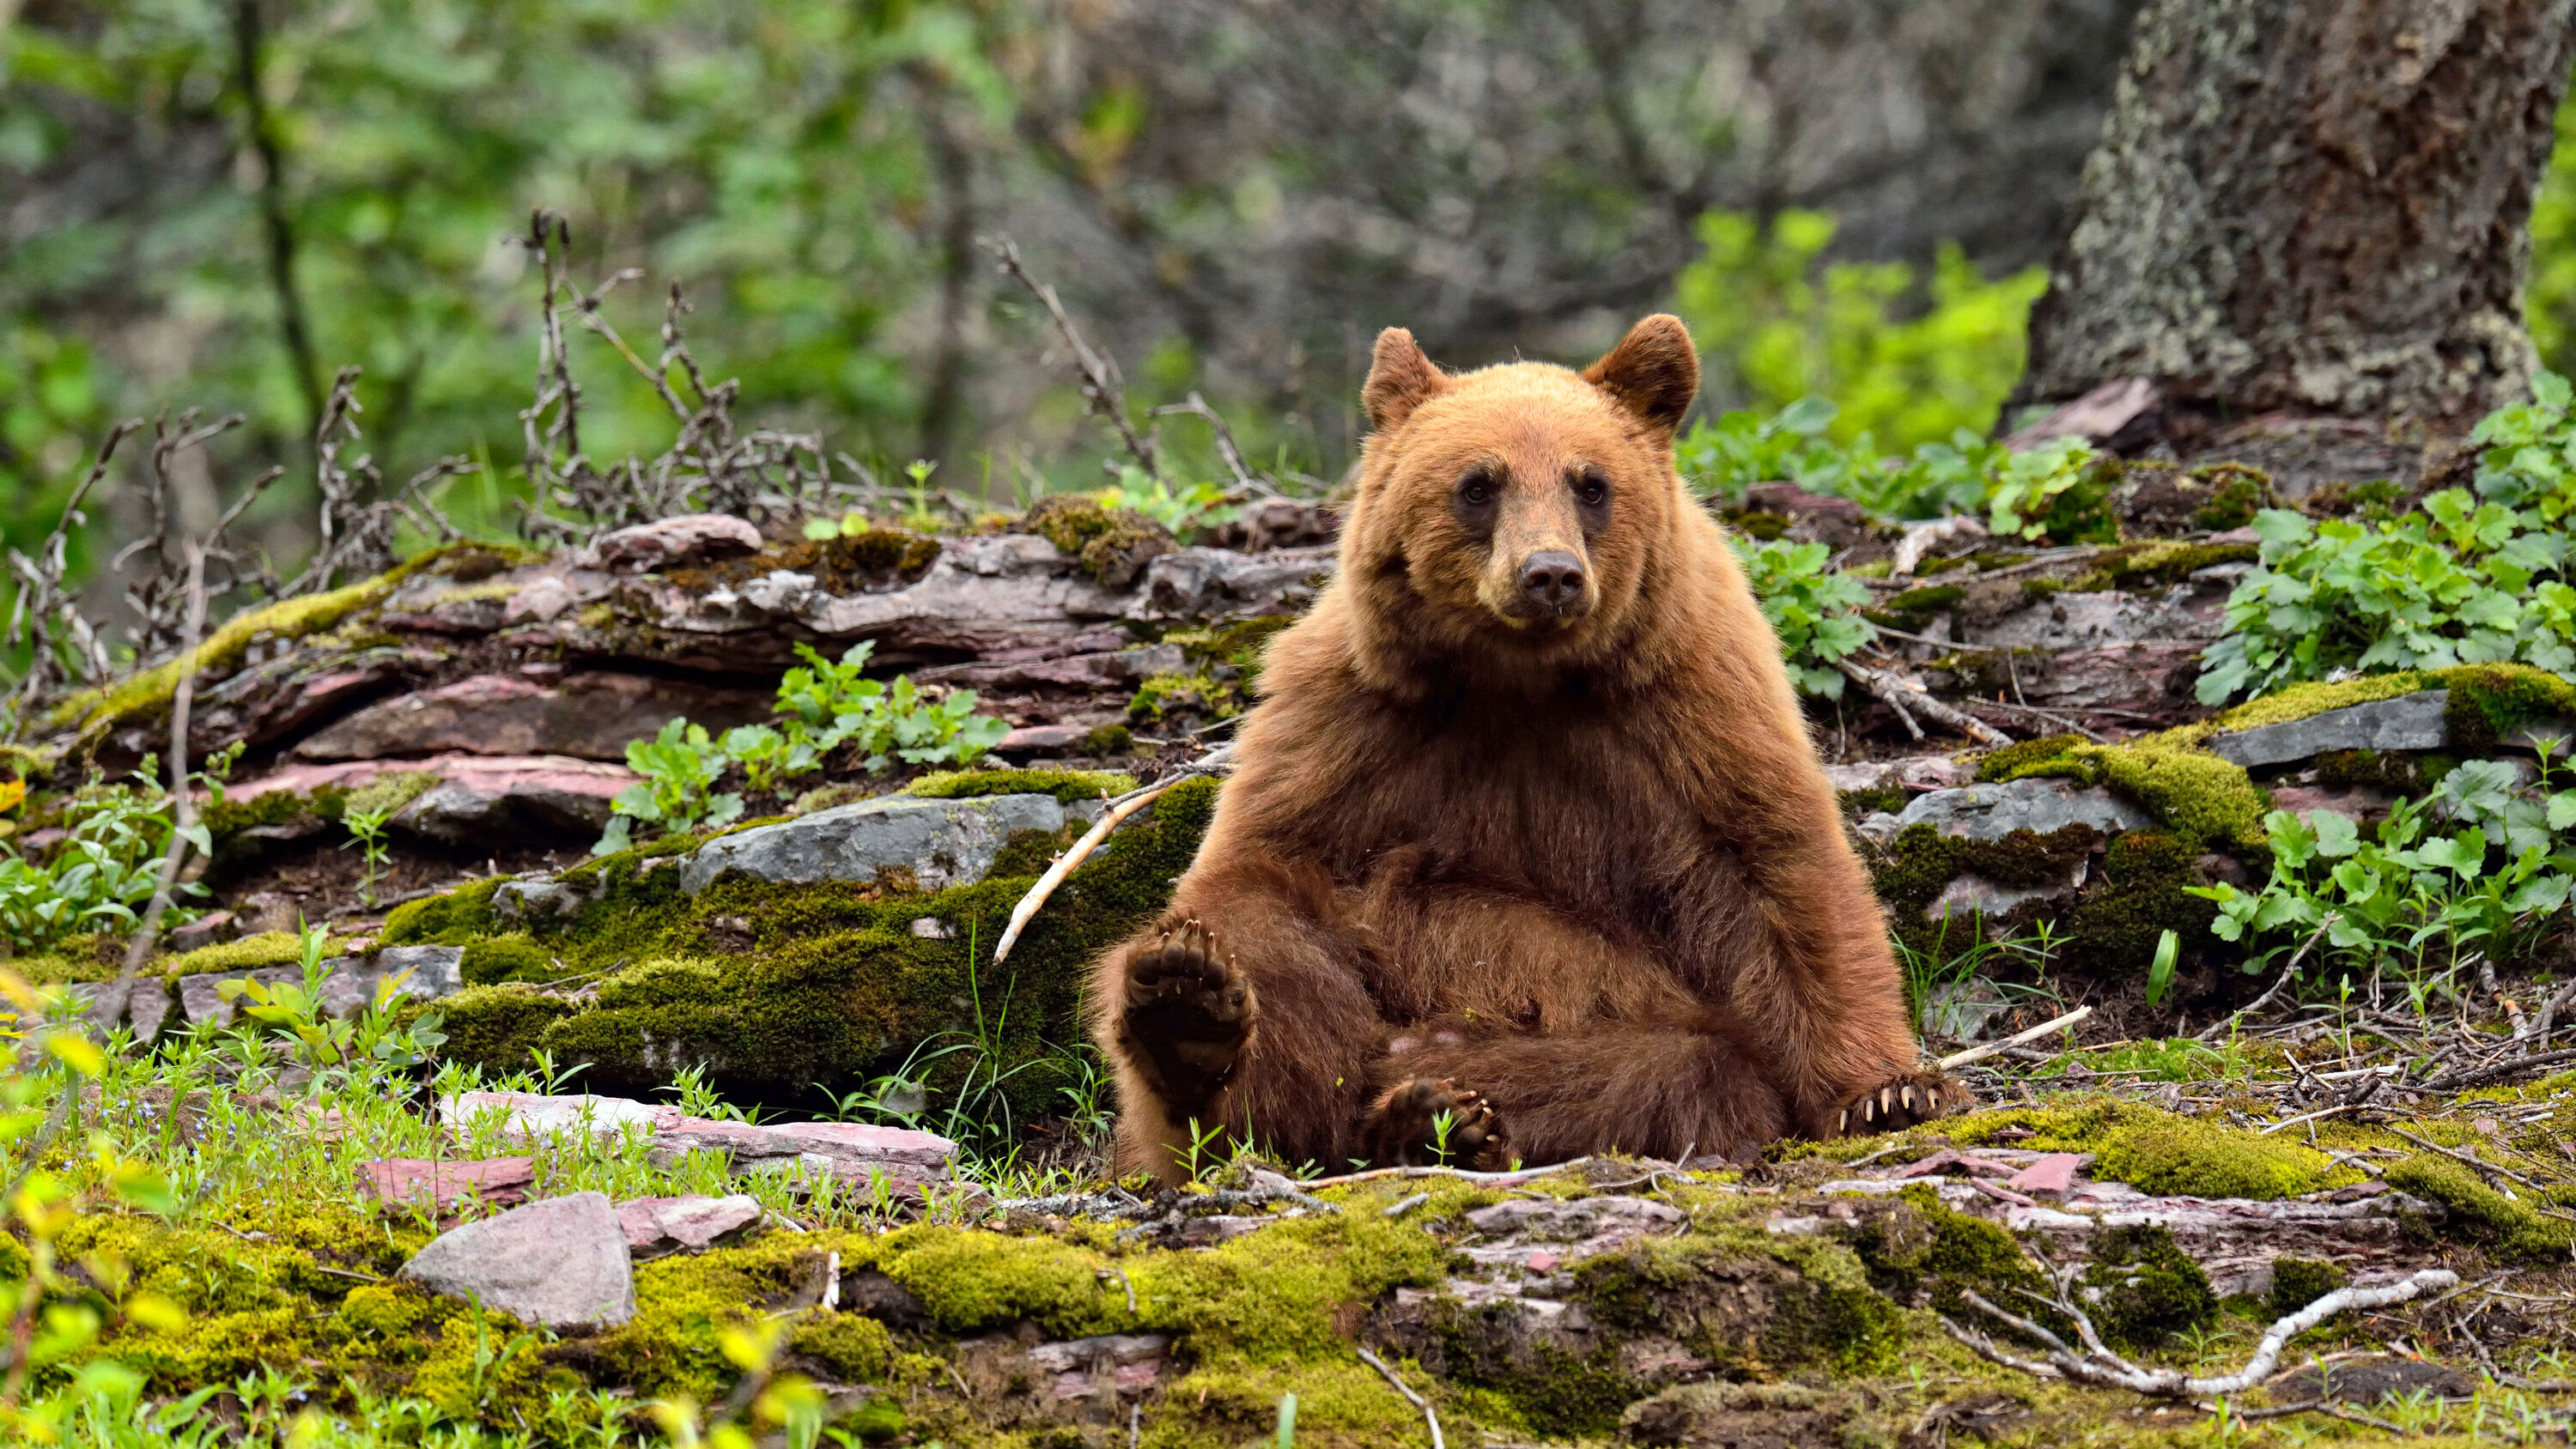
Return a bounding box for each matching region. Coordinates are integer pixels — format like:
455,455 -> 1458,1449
1364,1076 -> 1512,1170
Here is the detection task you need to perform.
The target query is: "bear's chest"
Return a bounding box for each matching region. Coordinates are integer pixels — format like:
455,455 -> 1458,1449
1316,708 -> 1714,909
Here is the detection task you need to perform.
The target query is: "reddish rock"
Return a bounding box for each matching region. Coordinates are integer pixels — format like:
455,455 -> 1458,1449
359,1156 -> 536,1208
993,724 -> 1097,757
2005,1153 -> 2090,1196
617,1193 -> 763,1253
165,911 -> 239,954
593,513 -> 764,573
294,671 -> 768,762
440,1091 -> 957,1190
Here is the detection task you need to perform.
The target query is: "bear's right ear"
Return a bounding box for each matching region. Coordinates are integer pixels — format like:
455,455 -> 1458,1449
1363,327 -> 1447,433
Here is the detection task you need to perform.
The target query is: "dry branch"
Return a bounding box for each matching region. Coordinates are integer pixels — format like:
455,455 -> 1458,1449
1356,1348 -> 1445,1449
991,745 -> 1236,965
981,233 -> 1160,478
1942,1269 -> 2458,1399
1938,1005 -> 2093,1071
1838,658 -> 2013,747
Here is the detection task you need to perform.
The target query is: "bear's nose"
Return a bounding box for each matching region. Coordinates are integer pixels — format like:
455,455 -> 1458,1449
1516,551 -> 1588,612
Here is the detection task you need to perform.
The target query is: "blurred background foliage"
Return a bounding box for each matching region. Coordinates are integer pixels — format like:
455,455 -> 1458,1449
27,0 -> 2576,613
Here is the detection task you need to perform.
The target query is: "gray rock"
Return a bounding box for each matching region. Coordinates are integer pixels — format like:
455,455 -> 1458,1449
2208,690 -> 2450,768
1923,864 -> 2084,924
1967,590 -> 2217,651
592,513 -> 763,573
677,792 -> 1066,894
401,1191 -> 635,1330
173,946 -> 465,1028
1890,777 -> 2154,841
296,672 -> 766,762
1921,980 -> 2015,1042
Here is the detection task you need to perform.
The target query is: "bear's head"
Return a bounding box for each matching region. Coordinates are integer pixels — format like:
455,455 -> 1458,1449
1338,313 -> 1703,689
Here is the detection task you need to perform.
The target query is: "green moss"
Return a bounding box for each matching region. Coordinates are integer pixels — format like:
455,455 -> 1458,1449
2206,673 -> 2437,734
2191,462 -> 2268,530
787,1310 -> 895,1382
587,1234 -> 866,1400
1127,670 -> 1241,724
163,931 -> 313,981
1866,585 -> 1964,628
2312,749 -> 2426,793
342,770 -> 438,818
2063,830 -> 2220,977
203,785 -> 346,852
904,767 -> 1136,803
380,878 -> 507,947
421,985 -> 578,1075
2080,737 -> 2268,850
1867,822 -> 2100,967
2067,539 -> 2259,592
2268,1257 -> 2348,1316
1166,615 -> 1297,688
2385,1154 -> 2576,1260
2436,662 -> 2576,750
1023,494 -> 1174,587
1082,723 -> 1133,755
2093,1120 -> 2328,1199
1974,734 -> 2091,784
46,559 -> 443,733
2079,1225 -> 2215,1349
1852,1185 -> 2052,1325
459,935 -> 556,986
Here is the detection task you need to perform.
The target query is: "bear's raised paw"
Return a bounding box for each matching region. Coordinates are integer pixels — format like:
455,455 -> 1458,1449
1364,1076 -> 1512,1169
1119,918 -> 1255,1114
1831,1071 -> 1974,1137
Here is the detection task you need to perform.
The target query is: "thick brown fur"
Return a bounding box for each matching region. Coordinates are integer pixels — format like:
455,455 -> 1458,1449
1091,315 -> 1970,1183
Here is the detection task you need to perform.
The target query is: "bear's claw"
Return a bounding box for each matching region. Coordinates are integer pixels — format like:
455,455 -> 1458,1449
1120,918 -> 1255,1114
1831,1070 -> 1972,1138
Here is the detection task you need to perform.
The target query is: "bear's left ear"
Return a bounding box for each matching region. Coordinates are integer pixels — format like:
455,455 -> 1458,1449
1583,314 -> 1700,439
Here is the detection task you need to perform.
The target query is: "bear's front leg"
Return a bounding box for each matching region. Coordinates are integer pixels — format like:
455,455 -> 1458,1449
1115,918 -> 1256,1125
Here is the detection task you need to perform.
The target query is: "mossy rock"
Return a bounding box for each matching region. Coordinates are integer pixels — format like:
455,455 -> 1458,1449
459,934 -> 557,986
1963,732 -> 2268,851
1023,494 -> 1175,589
384,779 -> 1224,1106
2385,1153 -> 2576,1261
1128,670 -> 1242,724
2268,1256 -> 2348,1315
2092,1119 -> 2329,1199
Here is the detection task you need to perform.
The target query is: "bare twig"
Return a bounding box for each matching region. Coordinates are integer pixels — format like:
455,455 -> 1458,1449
1150,391 -> 1277,497
991,746 -> 1236,965
1356,1348 -> 1444,1449
1838,658 -> 2013,748
981,233 -> 1159,477
1938,1006 -> 2093,1071
5,421 -> 133,718
93,544 -> 210,1036
2388,1126 -> 2546,1191
1943,1269 -> 2458,1398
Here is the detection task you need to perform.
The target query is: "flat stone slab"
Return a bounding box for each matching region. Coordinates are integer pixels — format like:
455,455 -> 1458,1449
1884,777 -> 2154,841
2209,690 -> 2449,768
617,1193 -> 763,1253
173,945 -> 464,1028
677,791 -> 1066,894
359,1156 -> 535,1209
400,1191 -> 635,1330
441,1090 -> 956,1189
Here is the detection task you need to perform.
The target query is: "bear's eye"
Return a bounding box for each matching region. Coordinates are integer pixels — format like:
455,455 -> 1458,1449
1574,466 -> 1610,508
1456,468 -> 1496,507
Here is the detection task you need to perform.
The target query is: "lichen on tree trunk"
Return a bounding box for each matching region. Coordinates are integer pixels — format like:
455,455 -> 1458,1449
2014,0 -> 2576,433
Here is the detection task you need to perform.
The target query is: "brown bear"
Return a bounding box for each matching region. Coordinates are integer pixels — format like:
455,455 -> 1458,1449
1090,314 -> 1970,1181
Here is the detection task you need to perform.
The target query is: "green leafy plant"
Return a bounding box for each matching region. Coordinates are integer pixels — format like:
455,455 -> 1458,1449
1674,401 -> 2001,519
1984,437 -> 2114,543
2143,929 -> 2180,1008
2197,373 -> 2576,705
1097,465 -> 1238,532
1730,537 -> 1878,697
0,769 -> 206,953
341,807 -> 393,908
597,719 -> 744,854
216,924 -> 450,1084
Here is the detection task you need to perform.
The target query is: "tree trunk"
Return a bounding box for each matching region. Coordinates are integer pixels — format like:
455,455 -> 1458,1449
2013,0 -> 2576,461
